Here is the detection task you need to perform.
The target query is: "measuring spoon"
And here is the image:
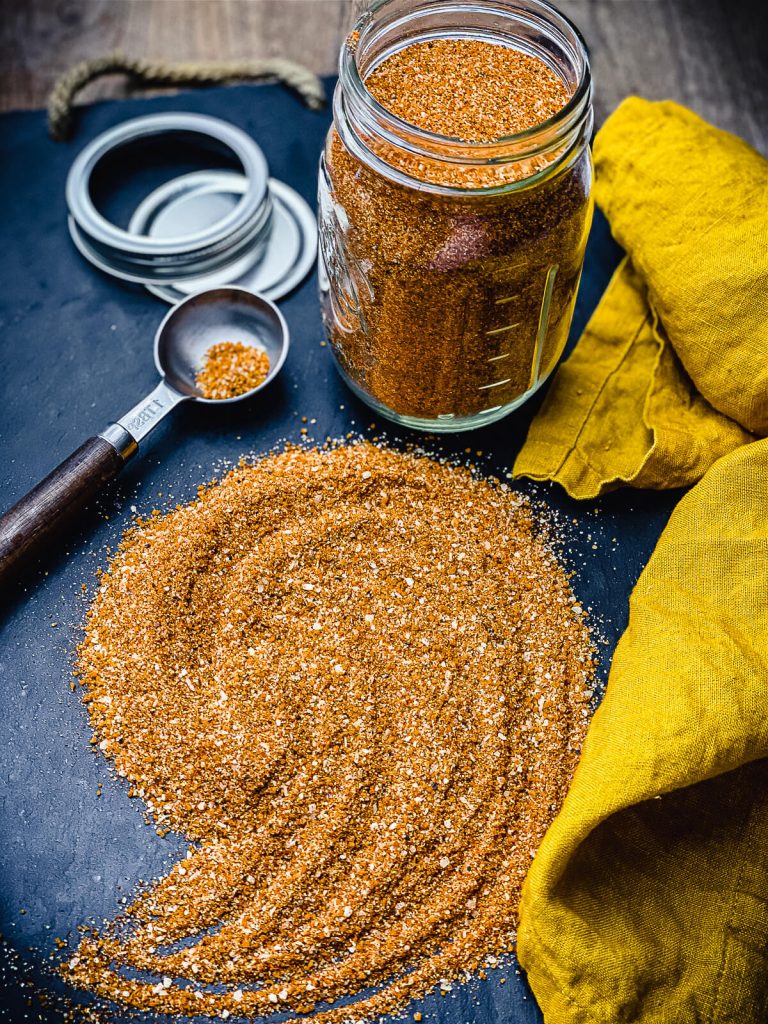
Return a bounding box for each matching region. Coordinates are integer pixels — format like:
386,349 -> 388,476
0,286 -> 289,583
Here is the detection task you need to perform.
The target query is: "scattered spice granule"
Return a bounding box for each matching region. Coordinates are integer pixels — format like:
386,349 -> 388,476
65,442 -> 595,1022
195,341 -> 270,400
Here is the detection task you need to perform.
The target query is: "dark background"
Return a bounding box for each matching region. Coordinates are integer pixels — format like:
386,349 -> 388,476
1,1 -> 766,1022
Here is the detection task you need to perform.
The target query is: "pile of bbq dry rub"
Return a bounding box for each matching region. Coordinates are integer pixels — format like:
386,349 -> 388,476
65,442 -> 594,1021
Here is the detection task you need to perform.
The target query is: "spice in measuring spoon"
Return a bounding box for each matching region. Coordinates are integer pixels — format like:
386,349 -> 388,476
0,288 -> 289,585
195,340 -> 271,400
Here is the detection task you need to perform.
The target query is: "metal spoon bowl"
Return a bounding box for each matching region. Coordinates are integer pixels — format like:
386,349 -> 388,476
0,286 -> 290,583
118,287 -> 289,443
156,286 -> 289,403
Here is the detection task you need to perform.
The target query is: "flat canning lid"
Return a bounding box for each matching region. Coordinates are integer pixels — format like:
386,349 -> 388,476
66,113 -> 271,284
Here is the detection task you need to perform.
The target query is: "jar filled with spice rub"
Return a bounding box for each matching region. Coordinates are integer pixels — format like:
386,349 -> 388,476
318,0 -> 593,431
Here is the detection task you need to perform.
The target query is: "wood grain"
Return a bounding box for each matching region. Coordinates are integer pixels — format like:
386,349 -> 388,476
0,0 -> 766,152
0,436 -> 126,584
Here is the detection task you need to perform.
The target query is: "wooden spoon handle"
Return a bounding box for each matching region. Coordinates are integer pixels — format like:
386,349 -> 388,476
0,434 -> 133,584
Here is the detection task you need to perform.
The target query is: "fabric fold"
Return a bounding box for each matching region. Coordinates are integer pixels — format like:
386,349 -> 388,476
514,98 -> 768,499
517,438 -> 768,1023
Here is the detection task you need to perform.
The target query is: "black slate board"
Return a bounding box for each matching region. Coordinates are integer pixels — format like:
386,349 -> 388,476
0,80 -> 680,1023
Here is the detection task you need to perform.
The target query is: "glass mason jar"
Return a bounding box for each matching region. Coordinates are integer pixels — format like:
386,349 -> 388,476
318,0 -> 593,432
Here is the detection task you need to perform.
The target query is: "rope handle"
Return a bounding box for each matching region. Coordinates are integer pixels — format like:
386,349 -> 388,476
47,52 -> 326,141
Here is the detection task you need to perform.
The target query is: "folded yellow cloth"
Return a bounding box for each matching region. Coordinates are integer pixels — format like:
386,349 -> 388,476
514,98 -> 768,499
516,437 -> 768,1022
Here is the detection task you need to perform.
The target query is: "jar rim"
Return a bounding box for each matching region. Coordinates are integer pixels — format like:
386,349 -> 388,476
339,0 -> 592,162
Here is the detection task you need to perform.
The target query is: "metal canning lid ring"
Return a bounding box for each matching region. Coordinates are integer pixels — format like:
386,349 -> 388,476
129,173 -> 318,304
65,112 -> 271,282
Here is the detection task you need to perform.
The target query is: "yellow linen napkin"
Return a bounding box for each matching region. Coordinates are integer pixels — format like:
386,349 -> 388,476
514,98 -> 768,499
516,437 -> 768,1022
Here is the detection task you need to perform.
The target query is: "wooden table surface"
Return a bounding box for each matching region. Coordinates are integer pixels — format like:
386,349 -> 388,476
1,0 -> 766,153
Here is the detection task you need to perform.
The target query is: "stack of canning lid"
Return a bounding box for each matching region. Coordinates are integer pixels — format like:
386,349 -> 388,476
66,113 -> 316,303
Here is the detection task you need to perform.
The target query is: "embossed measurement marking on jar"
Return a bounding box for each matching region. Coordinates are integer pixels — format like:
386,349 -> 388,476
485,295 -> 521,367
480,263 -> 560,393
485,321 -> 523,337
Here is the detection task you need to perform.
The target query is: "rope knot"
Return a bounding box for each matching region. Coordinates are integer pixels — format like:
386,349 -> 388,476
47,53 -> 326,141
